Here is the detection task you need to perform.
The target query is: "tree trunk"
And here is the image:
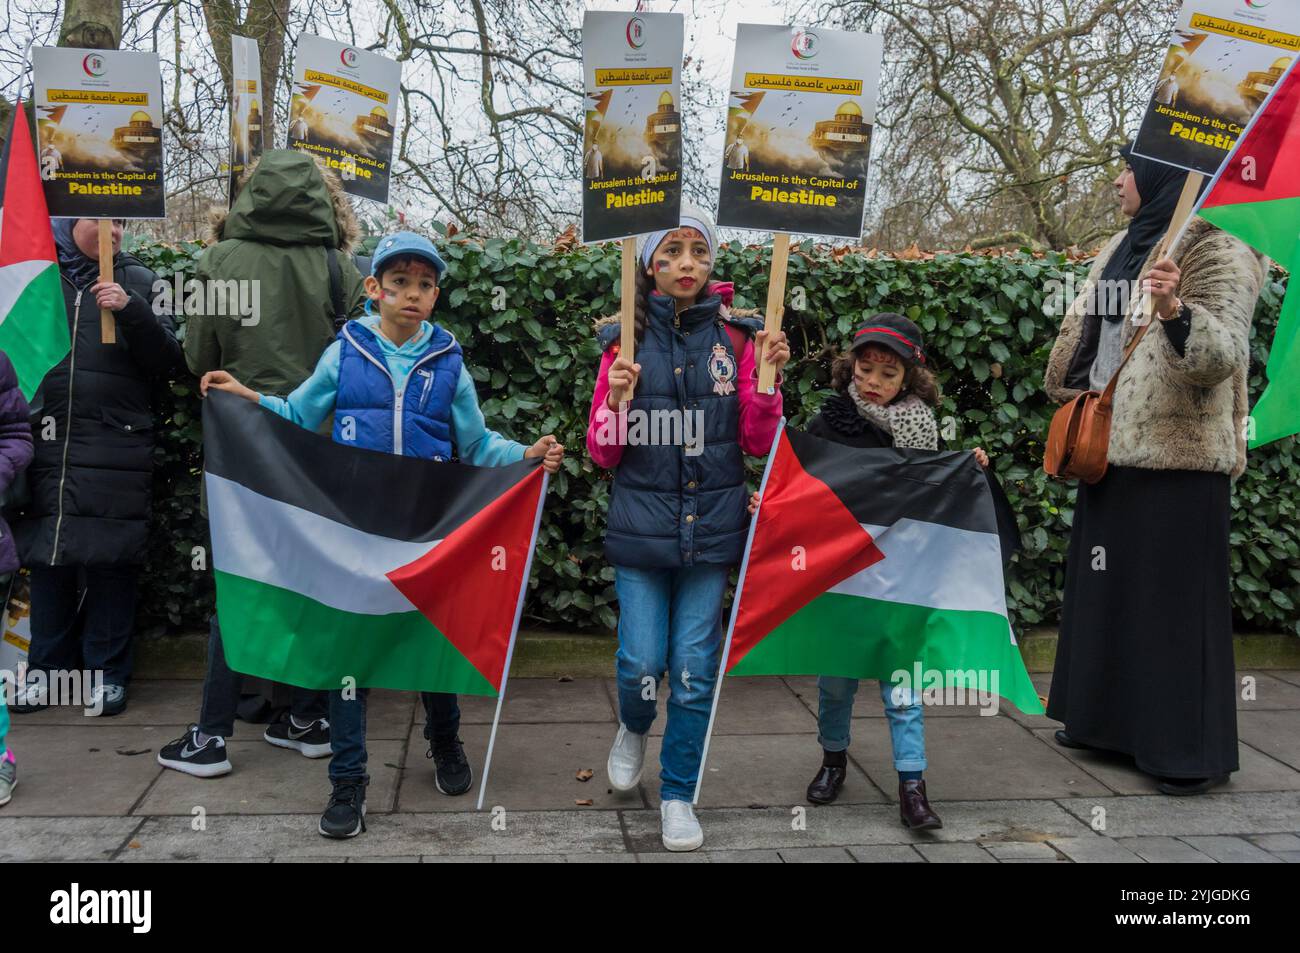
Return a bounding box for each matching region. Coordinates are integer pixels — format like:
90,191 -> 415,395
58,0 -> 123,49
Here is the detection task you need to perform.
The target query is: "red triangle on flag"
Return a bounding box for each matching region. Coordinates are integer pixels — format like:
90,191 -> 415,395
386,466 -> 544,692
0,99 -> 58,268
727,430 -> 886,673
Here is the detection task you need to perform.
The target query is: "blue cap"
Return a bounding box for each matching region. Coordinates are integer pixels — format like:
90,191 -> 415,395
371,231 -> 447,280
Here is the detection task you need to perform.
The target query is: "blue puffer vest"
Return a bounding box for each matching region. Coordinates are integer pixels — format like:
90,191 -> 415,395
334,319 -> 462,458
597,292 -> 762,569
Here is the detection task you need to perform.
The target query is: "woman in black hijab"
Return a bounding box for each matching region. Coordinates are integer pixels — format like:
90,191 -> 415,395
1042,144 -> 1267,795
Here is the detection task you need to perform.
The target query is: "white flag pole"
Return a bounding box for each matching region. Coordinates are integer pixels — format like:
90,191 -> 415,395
692,417 -> 785,806
476,468 -> 549,811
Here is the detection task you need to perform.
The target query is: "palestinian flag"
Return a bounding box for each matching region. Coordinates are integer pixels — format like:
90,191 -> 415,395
203,390 -> 547,696
726,426 -> 1042,714
0,99 -> 71,400
1198,59 -> 1300,448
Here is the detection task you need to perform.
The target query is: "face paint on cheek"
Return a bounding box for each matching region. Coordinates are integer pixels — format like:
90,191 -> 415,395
654,259 -> 671,272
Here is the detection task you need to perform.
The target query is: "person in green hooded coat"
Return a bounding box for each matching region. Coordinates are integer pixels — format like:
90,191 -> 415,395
159,150 -> 366,780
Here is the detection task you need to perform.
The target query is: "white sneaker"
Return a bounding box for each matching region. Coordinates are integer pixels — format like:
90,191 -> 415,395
660,799 -> 703,852
606,723 -> 647,791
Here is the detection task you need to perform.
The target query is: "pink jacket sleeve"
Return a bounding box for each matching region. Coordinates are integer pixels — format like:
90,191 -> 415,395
586,336 -> 784,467
736,337 -> 784,455
586,346 -> 626,469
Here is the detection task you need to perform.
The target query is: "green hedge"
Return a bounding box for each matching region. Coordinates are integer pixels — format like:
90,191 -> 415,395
130,236 -> 1299,635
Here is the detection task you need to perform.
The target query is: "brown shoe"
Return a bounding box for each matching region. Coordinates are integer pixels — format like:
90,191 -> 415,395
899,779 -> 943,830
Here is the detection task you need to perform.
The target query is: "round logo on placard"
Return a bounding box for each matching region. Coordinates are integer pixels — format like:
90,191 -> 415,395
340,47 -> 360,68
1244,1 -> 1270,8
82,53 -> 106,77
792,30 -> 819,59
626,17 -> 646,49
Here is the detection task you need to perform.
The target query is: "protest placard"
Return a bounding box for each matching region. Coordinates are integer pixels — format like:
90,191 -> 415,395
228,35 -> 263,203
288,35 -> 402,203
1131,0 -> 1299,174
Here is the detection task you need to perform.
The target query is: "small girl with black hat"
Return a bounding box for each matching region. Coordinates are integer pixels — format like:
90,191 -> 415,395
752,312 -> 987,830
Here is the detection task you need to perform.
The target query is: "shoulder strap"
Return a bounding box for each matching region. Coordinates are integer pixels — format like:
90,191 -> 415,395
1098,316 -> 1152,406
326,247 -> 346,333
723,322 -> 747,359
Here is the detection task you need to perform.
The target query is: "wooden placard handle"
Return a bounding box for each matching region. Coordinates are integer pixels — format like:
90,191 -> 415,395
756,232 -> 790,394
1140,171 -> 1204,323
98,219 -> 116,345
613,238 -> 637,405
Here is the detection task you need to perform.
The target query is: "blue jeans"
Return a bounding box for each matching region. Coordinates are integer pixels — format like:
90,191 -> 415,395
817,677 -> 927,773
329,688 -> 461,783
614,563 -> 730,802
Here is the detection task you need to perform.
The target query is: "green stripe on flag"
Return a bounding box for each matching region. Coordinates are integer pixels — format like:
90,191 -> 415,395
0,264 -> 70,400
214,570 -> 498,696
729,591 -> 1043,714
1199,196 -> 1300,265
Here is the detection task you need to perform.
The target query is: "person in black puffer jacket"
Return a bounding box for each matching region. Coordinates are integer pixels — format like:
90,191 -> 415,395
12,218 -> 181,717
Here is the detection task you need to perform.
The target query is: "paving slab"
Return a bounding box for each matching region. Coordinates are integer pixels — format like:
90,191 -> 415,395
1002,673 -> 1058,730
847,845 -> 925,862
126,810 -> 627,859
635,851 -> 709,862
914,843 -> 995,862
1266,671 -> 1300,689
1057,792 -> 1300,838
628,676 -> 818,736
1236,672 -> 1300,710
136,739 -> 403,815
1047,835 -> 1144,863
400,722 -> 636,813
777,846 -> 854,862
565,853 -> 637,863
496,678 -> 616,724
0,816 -> 141,861
420,855 -> 493,862
1030,729 -> 1300,795
1246,832 -> 1300,852
0,725 -> 166,816
1178,835 -> 1281,863
849,715 -> 1109,801
1236,710 -> 1300,771
644,730 -> 888,809
1118,836 -> 1214,863
619,799 -> 1090,853
704,849 -> 785,862
982,840 -> 1060,860
357,690 -> 418,740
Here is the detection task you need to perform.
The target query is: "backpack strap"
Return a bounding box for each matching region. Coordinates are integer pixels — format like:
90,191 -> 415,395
326,247 -> 346,333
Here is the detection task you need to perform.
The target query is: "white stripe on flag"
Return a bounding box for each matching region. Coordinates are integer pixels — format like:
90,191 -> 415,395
827,519 -> 1009,618
206,472 -> 436,616
0,260 -> 53,323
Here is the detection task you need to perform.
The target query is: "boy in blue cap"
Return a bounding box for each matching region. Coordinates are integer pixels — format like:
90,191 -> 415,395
202,231 -> 564,837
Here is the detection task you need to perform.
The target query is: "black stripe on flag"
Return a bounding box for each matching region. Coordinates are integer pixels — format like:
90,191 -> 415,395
787,426 -> 998,535
202,389 -> 540,543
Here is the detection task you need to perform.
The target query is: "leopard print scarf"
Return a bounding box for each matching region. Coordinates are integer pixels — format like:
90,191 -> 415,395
847,387 -> 939,451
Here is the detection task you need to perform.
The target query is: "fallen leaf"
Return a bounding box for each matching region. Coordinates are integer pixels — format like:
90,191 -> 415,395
575,798 -> 593,806
575,768 -> 594,782
128,840 -> 141,849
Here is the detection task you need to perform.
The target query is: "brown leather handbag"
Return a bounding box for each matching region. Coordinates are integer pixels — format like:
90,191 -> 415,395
1044,318 -> 1153,484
